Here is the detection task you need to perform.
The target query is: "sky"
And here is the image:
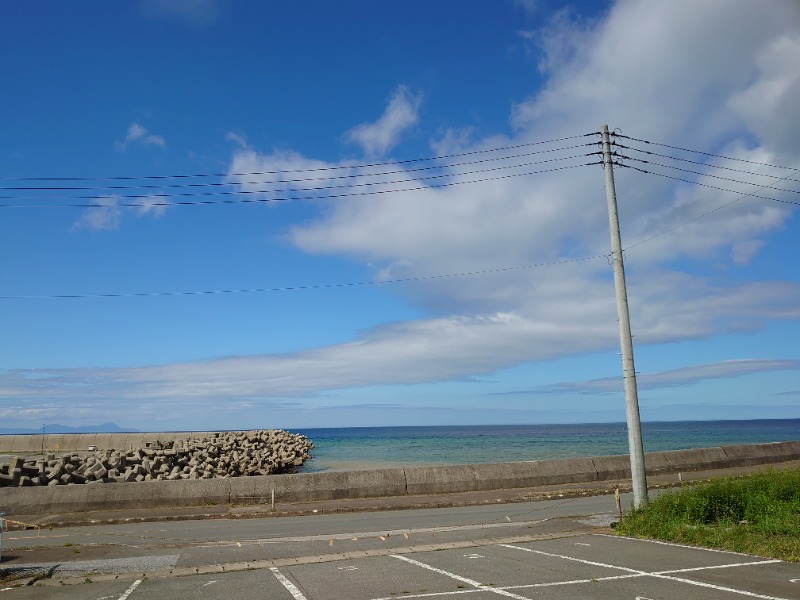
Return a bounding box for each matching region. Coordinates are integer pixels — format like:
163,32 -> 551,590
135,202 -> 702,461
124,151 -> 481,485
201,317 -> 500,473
1,0 -> 799,432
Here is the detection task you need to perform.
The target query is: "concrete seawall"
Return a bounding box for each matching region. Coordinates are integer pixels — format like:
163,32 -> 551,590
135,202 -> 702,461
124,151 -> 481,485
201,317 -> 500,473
0,432 -> 223,454
1,440 -> 798,515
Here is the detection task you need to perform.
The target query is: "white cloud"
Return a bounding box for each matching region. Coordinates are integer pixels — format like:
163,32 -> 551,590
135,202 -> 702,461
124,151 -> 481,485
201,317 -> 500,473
225,148 -> 339,206
729,33 -> 800,158
541,359 -> 800,394
344,85 -> 423,157
286,0 -> 800,310
115,122 -> 166,151
136,195 -> 169,218
2,279 -> 799,403
72,194 -> 168,231
429,127 -> 477,156
207,0 -> 800,402
72,196 -> 122,232
12,0 -> 800,412
225,131 -> 249,149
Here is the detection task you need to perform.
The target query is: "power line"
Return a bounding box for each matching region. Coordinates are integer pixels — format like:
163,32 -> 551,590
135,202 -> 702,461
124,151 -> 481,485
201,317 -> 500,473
616,154 -> 800,195
0,161 -> 600,209
1,143 -> 597,193
619,161 -> 800,251
619,163 -> 800,208
0,153 -> 594,200
616,143 -> 800,182
0,255 -> 608,300
0,132 -> 599,183
611,133 -> 797,171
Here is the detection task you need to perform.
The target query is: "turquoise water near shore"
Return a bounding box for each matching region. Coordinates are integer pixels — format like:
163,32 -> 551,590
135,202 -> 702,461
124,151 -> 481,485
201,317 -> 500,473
295,419 -> 800,473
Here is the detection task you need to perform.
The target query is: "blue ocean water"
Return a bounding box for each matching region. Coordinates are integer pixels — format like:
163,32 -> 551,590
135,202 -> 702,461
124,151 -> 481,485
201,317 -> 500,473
294,419 -> 800,473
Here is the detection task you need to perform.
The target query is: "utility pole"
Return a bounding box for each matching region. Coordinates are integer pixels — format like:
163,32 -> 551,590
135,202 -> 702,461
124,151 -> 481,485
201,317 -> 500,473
600,124 -> 648,508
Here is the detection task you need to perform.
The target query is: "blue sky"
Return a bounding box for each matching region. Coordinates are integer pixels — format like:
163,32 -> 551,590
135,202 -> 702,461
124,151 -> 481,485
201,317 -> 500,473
1,0 -> 799,431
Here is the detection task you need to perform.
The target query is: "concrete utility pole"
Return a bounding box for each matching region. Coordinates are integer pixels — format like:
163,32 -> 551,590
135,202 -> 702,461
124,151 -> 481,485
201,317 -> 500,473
600,124 -> 648,508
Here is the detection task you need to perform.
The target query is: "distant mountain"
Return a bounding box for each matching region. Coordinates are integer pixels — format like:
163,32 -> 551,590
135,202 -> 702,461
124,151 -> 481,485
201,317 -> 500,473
0,422 -> 140,435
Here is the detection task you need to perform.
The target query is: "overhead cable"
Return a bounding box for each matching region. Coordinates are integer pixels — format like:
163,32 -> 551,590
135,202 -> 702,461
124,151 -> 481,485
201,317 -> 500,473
0,255 -> 608,300
619,162 -> 800,251
616,143 -> 800,182
0,132 -> 599,182
0,161 -> 600,209
0,152 -> 596,200
611,133 -> 797,171
1,143 -> 596,193
616,155 -> 800,195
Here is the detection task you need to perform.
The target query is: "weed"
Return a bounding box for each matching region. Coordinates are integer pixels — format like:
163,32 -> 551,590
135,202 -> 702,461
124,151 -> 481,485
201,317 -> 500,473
617,468 -> 800,561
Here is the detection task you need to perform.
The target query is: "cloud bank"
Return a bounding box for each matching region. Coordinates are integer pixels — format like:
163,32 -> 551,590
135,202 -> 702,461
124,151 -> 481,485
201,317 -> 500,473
5,0 -> 800,424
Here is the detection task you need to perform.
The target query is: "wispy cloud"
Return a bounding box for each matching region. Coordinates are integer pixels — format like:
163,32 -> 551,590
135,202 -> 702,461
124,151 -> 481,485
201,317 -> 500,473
535,359 -> 800,395
115,122 -> 166,151
205,0 -> 800,408
225,131 -> 249,149
72,196 -> 122,231
3,310 -> 800,404
8,0 -> 800,427
136,195 -> 169,218
72,194 -> 168,231
344,85 -> 423,157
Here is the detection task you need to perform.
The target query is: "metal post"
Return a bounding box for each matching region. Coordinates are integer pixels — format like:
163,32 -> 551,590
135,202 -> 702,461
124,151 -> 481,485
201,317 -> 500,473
600,124 -> 648,508
0,512 -> 5,563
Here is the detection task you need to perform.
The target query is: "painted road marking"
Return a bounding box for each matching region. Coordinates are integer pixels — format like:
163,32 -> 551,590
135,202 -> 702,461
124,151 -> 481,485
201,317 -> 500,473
502,544 -> 792,600
201,580 -> 218,587
593,532 -> 760,557
338,566 -> 358,571
391,554 -> 530,600
648,572 -> 791,600
116,579 -> 142,600
464,553 -> 484,559
271,567 -> 308,600
500,544 -> 642,574
653,560 -> 782,575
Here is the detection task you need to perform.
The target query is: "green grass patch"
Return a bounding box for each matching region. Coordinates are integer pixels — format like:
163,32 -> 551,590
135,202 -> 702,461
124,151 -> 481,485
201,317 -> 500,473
616,468 -> 800,562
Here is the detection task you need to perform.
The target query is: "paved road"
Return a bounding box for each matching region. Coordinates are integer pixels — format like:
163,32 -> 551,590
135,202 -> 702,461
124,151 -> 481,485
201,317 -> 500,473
3,533 -> 799,599
2,492 -> 799,598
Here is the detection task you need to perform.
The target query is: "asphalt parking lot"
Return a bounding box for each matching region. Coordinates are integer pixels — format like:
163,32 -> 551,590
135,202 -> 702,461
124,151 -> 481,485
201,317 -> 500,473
4,533 -> 799,599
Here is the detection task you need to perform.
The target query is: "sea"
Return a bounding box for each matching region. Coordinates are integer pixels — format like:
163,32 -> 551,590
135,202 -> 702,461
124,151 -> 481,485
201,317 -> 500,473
293,419 -> 800,473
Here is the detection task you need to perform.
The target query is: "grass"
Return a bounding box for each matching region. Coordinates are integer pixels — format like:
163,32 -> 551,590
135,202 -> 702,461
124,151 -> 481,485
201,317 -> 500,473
616,468 -> 800,562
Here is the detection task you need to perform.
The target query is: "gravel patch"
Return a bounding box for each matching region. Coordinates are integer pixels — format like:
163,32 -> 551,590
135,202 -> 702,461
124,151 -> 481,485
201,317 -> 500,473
7,553 -> 181,578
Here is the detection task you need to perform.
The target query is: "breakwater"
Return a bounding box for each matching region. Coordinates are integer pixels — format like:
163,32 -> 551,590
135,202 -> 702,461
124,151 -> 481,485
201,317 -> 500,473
0,430 -> 313,487
1,440 -> 798,516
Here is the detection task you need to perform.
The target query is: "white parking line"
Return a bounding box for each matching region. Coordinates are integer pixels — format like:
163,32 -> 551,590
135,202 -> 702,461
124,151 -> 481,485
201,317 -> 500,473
502,544 -> 793,600
499,544 -> 642,574
391,554 -> 531,600
649,573 -> 790,600
271,567 -> 308,600
655,559 -> 782,575
593,533 -> 764,557
117,579 -> 142,600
